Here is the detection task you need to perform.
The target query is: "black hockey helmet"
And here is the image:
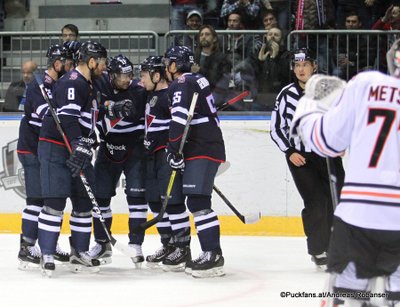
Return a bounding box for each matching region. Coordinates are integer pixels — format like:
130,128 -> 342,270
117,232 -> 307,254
291,47 -> 316,69
107,54 -> 133,75
77,40 -> 107,64
163,45 -> 194,72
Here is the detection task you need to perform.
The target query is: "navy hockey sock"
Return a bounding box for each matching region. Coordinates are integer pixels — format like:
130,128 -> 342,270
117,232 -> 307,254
193,209 -> 221,252
93,198 -> 112,242
70,211 -> 92,252
127,197 -> 147,244
167,204 -> 190,247
38,206 -> 62,255
21,198 -> 43,241
149,202 -> 172,246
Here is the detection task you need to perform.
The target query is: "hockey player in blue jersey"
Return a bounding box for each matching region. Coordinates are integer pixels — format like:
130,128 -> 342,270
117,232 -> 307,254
88,54 -> 148,267
17,44 -> 70,269
163,46 -> 226,278
139,56 -> 191,270
37,41 -> 108,275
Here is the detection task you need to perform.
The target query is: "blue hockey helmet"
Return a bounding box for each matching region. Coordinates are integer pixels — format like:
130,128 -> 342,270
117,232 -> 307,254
77,40 -> 107,64
163,45 -> 194,72
107,54 -> 134,75
46,44 -> 67,61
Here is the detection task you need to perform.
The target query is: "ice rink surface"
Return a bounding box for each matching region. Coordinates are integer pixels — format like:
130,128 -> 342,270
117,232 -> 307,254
0,234 -> 328,307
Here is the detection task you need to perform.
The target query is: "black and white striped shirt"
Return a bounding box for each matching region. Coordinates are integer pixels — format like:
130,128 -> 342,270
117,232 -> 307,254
270,81 -> 311,155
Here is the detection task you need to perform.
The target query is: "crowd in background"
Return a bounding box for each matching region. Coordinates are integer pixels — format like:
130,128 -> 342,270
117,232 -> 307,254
2,1 -> 400,111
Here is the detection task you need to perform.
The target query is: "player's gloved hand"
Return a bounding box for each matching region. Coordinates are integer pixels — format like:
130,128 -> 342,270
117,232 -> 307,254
166,152 -> 185,170
105,99 -> 135,120
66,138 -> 93,177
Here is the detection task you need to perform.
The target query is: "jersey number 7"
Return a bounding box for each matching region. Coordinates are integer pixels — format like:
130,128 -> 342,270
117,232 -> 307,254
367,108 -> 395,167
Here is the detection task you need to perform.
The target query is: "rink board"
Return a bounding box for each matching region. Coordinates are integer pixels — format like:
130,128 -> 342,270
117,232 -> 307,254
0,115 -> 307,236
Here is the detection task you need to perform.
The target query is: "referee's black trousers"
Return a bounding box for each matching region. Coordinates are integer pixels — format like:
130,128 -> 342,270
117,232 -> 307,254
287,152 -> 344,256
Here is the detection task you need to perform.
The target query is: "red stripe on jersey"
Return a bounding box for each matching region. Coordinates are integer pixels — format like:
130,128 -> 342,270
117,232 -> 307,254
185,156 -> 225,163
39,137 -> 66,147
16,150 -> 33,154
341,190 -> 400,199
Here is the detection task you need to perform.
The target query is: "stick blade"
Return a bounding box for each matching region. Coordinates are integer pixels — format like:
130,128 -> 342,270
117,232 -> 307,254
110,237 -> 136,257
243,212 -> 261,224
216,161 -> 231,176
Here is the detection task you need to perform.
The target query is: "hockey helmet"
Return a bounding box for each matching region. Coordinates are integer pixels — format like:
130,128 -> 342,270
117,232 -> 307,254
63,40 -> 81,60
387,38 -> 400,77
140,56 -> 165,74
77,40 -> 107,63
291,47 -> 316,69
163,45 -> 195,72
107,54 -> 134,75
46,44 -> 67,61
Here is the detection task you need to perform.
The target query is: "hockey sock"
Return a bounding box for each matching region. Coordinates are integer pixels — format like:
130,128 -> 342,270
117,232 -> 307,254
149,202 -> 172,246
21,197 -> 43,242
167,204 -> 190,247
38,205 -> 63,255
127,196 -> 147,245
93,198 -> 112,242
187,195 -> 221,251
70,210 -> 92,252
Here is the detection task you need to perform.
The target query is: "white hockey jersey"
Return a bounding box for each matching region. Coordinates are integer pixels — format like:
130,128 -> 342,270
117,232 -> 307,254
296,71 -> 400,231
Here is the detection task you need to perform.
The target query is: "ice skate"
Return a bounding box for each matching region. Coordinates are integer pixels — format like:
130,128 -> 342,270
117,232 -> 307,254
69,237 -> 100,273
18,235 -> 41,270
128,244 -> 144,269
146,244 -> 174,268
162,246 -> 191,272
41,254 -> 55,278
54,243 -> 70,263
311,252 -> 328,271
88,241 -> 112,265
191,250 -> 225,278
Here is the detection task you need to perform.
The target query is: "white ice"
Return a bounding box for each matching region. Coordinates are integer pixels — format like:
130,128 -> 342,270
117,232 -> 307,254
0,234 -> 327,307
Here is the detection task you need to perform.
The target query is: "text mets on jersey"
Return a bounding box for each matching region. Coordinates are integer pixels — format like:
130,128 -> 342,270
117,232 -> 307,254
369,85 -> 400,103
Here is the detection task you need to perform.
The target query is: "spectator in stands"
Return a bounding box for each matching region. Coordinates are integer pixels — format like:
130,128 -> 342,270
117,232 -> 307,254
262,9 -> 278,30
256,26 -> 291,109
372,4 -> 400,72
220,0 -> 262,29
174,10 -> 203,49
61,24 -> 79,42
3,60 -> 37,112
61,24 -> 80,72
333,11 -> 375,80
170,0 -> 204,30
223,12 -> 262,109
336,0 -> 375,29
192,25 -> 232,107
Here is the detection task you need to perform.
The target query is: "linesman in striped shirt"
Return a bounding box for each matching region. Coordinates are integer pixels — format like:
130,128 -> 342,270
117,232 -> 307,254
270,48 -> 345,269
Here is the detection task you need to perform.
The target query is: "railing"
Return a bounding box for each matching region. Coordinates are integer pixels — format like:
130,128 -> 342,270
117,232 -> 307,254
2,29 -> 400,112
0,30 -> 159,99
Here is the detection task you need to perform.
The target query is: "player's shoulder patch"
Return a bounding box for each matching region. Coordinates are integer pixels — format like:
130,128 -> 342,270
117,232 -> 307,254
196,76 -> 209,89
69,72 -> 79,80
44,74 -> 53,85
177,75 -> 186,83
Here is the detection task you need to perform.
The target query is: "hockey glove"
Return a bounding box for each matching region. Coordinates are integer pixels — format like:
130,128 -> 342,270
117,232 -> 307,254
105,99 -> 135,120
166,152 -> 185,170
66,138 -> 93,177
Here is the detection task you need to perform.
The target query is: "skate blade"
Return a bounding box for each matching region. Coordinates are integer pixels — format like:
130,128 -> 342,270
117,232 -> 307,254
192,267 -> 225,278
69,263 -> 100,273
133,261 -> 143,269
315,264 -> 327,272
162,263 -> 186,272
184,267 -> 192,275
98,257 -> 112,266
41,268 -> 54,278
18,260 -> 40,271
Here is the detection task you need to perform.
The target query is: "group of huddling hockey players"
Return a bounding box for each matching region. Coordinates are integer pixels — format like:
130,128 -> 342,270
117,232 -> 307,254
16,39 -> 226,279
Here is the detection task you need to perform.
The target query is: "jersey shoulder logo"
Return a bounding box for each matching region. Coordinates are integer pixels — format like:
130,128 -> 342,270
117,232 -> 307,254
177,75 -> 186,83
149,95 -> 158,107
70,72 -> 78,80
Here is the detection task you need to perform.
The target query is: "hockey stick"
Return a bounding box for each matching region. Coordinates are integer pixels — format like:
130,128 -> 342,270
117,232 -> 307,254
212,185 -> 261,224
326,158 -> 338,210
217,91 -> 250,111
33,73 -> 138,258
134,92 -> 199,231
